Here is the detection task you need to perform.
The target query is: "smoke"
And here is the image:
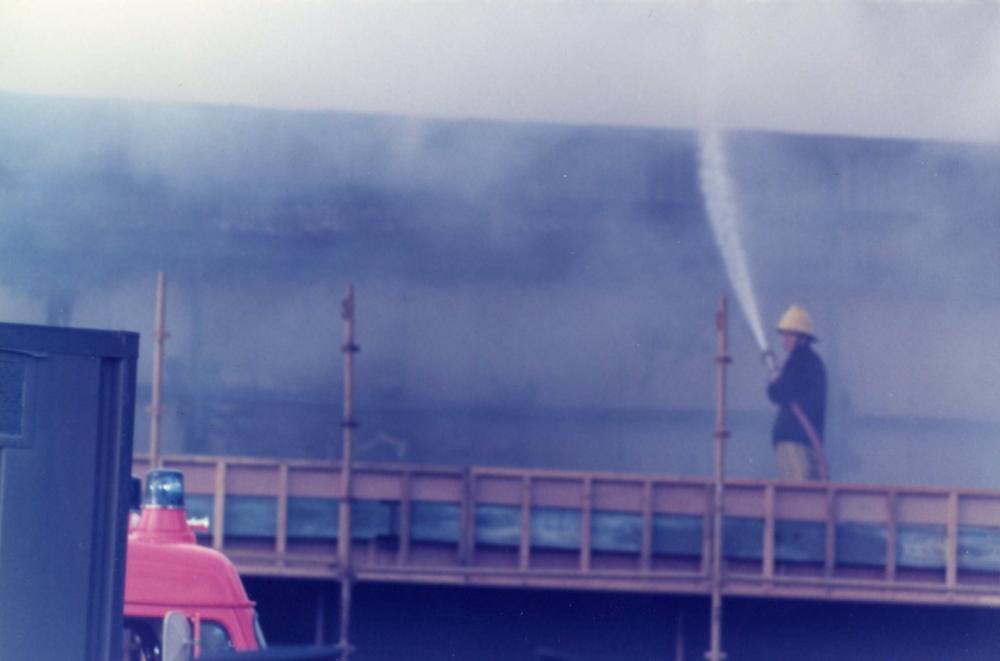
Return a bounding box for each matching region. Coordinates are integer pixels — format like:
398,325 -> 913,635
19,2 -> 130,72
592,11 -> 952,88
3,2 -> 1000,142
3,0 -> 1000,486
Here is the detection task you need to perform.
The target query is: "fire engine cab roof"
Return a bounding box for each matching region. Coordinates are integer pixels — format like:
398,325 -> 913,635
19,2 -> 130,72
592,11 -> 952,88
125,538 -> 254,608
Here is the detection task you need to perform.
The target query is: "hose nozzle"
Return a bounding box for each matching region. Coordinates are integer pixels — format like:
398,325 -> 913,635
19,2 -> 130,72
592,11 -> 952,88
762,349 -> 778,378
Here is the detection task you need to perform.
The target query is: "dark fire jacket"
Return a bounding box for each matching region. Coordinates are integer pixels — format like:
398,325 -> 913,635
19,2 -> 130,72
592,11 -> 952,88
767,343 -> 827,445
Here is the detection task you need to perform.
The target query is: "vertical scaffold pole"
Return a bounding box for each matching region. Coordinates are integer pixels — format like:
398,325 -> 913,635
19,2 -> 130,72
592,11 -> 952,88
148,271 -> 168,469
337,283 -> 359,659
706,295 -> 730,661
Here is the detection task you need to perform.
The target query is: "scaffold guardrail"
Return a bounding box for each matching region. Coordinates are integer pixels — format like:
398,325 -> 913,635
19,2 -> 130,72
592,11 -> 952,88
133,454 -> 1000,608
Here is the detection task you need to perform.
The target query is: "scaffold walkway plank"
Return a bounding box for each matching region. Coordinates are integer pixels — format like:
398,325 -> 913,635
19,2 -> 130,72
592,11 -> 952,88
134,454 -> 1000,608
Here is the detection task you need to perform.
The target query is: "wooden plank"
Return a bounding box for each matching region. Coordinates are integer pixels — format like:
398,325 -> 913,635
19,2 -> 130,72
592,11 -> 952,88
409,471 -> 464,502
592,479 -> 643,512
886,491 -> 897,582
227,464 -> 281,495
640,480 -> 653,572
533,476 -> 584,508
138,453 -> 1000,608
276,463 -> 289,557
475,473 -> 523,506
580,477 -> 592,572
723,483 -> 765,518
838,490 -> 892,524
700,484 -> 713,574
946,491 -> 959,588
774,484 -> 829,521
824,487 -> 836,577
959,494 -> 1000,527
398,470 -> 412,567
520,476 -> 531,570
197,495 -> 1000,571
459,468 -> 474,565
288,466 -> 340,499
212,460 -> 227,551
350,467 -> 406,500
653,482 -> 711,516
897,492 -> 948,525
763,484 -> 775,580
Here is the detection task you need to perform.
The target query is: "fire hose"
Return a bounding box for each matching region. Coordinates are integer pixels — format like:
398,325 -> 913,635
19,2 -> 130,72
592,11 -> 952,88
790,401 -> 829,482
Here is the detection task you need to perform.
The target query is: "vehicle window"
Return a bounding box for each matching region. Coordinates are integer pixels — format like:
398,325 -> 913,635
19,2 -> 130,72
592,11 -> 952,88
122,618 -> 160,661
200,620 -> 235,655
123,616 -> 237,659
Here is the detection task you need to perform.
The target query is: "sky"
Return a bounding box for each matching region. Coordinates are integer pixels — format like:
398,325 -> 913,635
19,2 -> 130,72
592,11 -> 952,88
2,1 -> 1000,143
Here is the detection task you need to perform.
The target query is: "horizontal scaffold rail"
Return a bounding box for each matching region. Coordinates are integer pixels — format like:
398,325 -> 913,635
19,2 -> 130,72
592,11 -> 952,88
133,455 -> 1000,608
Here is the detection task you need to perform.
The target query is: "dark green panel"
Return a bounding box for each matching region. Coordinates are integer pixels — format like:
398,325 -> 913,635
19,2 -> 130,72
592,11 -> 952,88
412,502 -> 461,543
836,523 -> 886,567
474,504 -> 519,547
188,495 -> 393,540
287,497 -> 339,538
651,514 -> 703,557
531,508 -> 581,550
722,517 -> 763,560
959,527 -> 1000,572
183,492 -> 1000,575
897,524 -> 945,569
225,495 -> 277,536
592,511 -> 641,553
775,520 -> 826,563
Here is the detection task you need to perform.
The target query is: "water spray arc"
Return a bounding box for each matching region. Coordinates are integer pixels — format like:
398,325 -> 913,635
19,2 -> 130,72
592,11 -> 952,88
697,129 -> 771,366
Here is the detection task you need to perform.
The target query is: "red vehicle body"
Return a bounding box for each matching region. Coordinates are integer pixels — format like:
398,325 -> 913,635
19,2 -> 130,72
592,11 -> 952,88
122,470 -> 265,659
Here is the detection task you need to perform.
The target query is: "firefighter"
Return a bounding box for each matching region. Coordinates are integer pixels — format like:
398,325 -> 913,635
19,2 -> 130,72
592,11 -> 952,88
766,305 -> 828,481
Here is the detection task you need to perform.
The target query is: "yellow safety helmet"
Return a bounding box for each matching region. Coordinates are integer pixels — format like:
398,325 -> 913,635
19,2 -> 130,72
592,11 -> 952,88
776,304 -> 816,340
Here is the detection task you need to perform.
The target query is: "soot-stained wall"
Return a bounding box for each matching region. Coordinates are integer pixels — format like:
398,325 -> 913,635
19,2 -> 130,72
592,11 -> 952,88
2,93 -> 999,488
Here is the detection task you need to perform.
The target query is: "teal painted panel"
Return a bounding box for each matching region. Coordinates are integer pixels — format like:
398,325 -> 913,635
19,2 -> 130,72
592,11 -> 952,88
287,497 -> 338,538
186,494 -> 214,522
183,495 -> 392,540
775,520 -> 825,563
412,502 -> 461,543
836,523 -> 886,567
722,517 -> 763,560
225,495 -> 276,536
475,504 -> 519,547
897,524 -> 945,569
959,527 -> 1000,572
592,511 -> 641,553
346,500 -> 395,540
472,506 -> 584,551
181,494 -> 1000,574
651,514 -> 702,557
532,508 -> 581,550
287,498 -> 392,540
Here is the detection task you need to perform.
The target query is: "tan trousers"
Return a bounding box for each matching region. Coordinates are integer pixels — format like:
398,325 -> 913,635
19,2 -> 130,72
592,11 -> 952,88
775,441 -> 817,481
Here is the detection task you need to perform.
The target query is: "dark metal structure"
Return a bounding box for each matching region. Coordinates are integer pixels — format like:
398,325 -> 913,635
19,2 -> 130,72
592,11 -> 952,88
0,322 -> 138,661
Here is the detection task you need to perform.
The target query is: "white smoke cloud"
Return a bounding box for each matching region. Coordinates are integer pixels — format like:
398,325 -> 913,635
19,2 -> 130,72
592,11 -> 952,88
1,1 -> 999,142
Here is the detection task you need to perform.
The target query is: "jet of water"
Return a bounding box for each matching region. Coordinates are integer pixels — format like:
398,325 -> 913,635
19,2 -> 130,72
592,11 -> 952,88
697,129 -> 768,352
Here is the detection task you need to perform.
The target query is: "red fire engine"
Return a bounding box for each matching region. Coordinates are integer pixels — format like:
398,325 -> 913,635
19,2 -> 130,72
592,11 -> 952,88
122,469 -> 266,659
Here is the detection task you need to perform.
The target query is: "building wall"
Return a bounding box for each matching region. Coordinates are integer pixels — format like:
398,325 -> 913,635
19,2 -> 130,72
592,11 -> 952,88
2,93 -> 1000,488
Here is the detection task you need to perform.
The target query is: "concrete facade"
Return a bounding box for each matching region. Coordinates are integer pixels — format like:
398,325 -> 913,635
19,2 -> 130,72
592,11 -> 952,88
2,92 -> 1000,488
